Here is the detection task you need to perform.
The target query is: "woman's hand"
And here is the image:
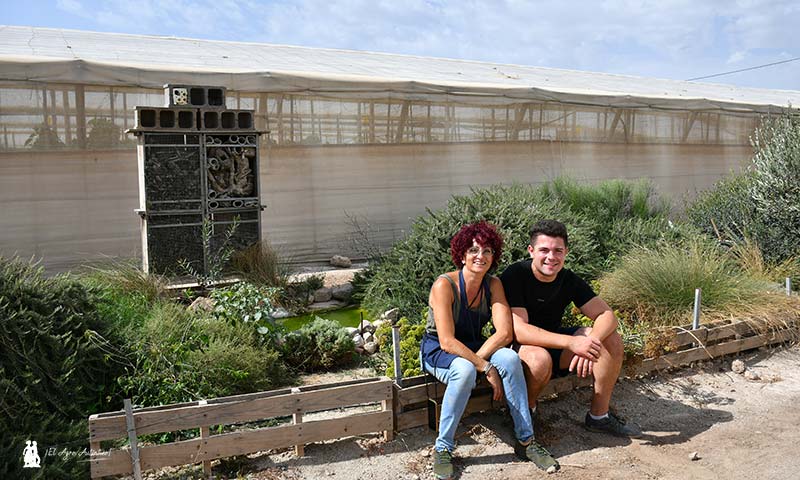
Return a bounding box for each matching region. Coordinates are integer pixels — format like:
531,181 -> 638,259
485,365 -> 504,401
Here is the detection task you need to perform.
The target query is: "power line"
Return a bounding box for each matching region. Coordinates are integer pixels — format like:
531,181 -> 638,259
686,56 -> 800,81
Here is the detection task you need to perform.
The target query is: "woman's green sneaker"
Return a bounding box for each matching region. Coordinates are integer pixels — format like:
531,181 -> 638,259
515,439 -> 559,473
433,449 -> 453,479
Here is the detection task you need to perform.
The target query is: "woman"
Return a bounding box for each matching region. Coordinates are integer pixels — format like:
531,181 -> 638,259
420,221 -> 559,479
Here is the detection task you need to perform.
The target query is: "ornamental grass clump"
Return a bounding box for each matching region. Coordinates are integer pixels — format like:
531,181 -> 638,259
599,239 -> 800,329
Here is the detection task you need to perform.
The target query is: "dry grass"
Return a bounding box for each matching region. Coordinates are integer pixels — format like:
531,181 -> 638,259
599,239 -> 800,333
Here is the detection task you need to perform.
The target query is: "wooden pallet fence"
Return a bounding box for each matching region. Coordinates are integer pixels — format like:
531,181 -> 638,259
89,377 -> 393,478
394,319 -> 796,431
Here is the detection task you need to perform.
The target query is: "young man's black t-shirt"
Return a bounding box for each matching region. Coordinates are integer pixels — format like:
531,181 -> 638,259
500,259 -> 596,332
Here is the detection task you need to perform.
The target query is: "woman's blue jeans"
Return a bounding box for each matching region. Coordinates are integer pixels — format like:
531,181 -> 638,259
423,347 -> 534,452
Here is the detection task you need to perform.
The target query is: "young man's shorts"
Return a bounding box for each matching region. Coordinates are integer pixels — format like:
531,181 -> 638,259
513,326 -> 583,378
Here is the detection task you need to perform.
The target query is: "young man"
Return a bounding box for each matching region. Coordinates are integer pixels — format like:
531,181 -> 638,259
500,220 -> 642,438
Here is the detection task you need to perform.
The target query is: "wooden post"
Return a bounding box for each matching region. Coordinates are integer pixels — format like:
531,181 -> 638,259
75,85 -> 86,149
123,399 -> 143,480
200,426 -> 212,478
382,397 -> 394,441
291,388 -> 304,457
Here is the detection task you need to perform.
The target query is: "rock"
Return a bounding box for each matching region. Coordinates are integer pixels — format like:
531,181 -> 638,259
382,308 -> 400,323
313,287 -> 333,303
363,332 -> 374,344
731,359 -> 746,374
307,293 -> 315,305
358,319 -> 375,334
355,345 -> 365,354
344,327 -> 359,336
364,341 -> 378,354
689,451 -> 700,461
373,319 -> 387,330
744,369 -> 761,381
353,333 -> 365,348
270,307 -> 292,319
188,296 -> 214,312
331,283 -> 353,301
330,255 -> 352,268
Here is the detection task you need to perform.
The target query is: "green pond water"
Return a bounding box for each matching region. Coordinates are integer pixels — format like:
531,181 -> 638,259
279,306 -> 368,331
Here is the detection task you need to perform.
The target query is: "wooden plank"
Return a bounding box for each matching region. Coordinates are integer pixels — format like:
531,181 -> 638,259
633,329 -> 792,376
93,410 -> 393,477
396,408 -> 427,431
398,377 -> 490,408
92,376 -> 387,420
91,378 -> 391,441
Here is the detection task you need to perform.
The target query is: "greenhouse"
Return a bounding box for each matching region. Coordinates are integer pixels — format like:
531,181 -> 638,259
0,25 -> 798,271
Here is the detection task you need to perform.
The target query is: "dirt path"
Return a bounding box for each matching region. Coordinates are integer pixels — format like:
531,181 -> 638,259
239,345 -> 800,480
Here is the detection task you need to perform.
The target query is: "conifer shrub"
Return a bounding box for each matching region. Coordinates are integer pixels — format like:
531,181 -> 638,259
0,257 -> 125,478
281,317 -> 356,372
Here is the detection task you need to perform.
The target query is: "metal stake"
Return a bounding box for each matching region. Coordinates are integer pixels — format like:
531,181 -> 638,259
787,277 -> 793,296
391,322 -> 403,387
692,288 -> 702,330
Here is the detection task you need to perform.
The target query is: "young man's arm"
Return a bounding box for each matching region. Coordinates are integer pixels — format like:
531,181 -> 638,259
579,296 -> 619,341
511,307 -> 601,361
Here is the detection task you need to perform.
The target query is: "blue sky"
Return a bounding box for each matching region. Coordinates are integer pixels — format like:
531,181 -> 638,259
4,0 -> 799,90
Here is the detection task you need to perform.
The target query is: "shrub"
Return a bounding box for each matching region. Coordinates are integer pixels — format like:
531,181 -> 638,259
209,281 -> 281,341
232,239 -> 290,288
375,316 -> 426,378
598,239 -> 798,327
0,257 -> 124,479
685,170 -> 758,245
281,318 -> 355,372
749,114 -> 800,262
80,260 -> 167,335
119,302 -> 291,406
360,179 -> 677,320
686,113 -> 800,263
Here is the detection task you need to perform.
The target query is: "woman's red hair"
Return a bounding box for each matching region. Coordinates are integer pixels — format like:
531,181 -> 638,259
450,221 -> 503,271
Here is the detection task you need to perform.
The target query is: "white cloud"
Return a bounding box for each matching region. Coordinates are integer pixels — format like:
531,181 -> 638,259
42,0 -> 800,89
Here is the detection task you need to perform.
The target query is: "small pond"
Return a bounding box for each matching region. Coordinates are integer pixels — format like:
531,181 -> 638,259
279,306 -> 368,331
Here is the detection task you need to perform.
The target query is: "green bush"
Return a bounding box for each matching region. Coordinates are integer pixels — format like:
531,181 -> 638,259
685,171 -> 758,244
209,281 -> 281,340
749,114 -> 800,262
598,239 -> 790,327
686,114 -> 800,264
119,302 -> 291,406
360,179 -> 678,320
281,318 -> 355,372
0,257 -> 124,478
375,316 -> 426,378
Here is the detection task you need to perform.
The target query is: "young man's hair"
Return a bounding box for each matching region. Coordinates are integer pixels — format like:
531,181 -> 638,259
529,219 -> 569,247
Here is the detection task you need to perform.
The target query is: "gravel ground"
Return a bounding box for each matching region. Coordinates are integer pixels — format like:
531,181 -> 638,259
245,344 -> 800,480
141,345 -> 800,480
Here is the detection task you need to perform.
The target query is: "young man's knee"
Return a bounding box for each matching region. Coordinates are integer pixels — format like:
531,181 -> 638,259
518,346 -> 553,381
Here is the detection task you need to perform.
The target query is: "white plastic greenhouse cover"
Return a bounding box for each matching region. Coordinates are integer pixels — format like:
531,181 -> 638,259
0,25 -> 798,113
